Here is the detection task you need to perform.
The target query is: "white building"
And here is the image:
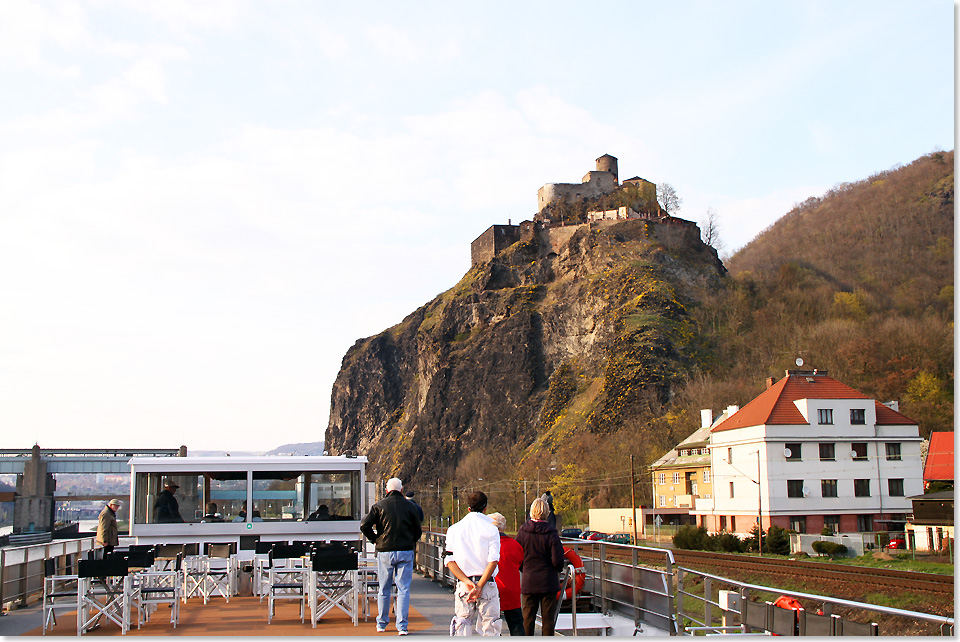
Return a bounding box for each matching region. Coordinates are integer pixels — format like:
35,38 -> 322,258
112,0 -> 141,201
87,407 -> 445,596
692,370 -> 923,536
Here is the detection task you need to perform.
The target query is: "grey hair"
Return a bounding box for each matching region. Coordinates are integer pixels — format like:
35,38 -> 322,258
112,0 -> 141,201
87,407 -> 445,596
530,497 -> 550,521
489,512 -> 506,532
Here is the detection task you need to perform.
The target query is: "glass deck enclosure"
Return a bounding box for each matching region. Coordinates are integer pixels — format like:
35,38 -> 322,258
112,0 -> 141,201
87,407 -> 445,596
128,455 -> 367,546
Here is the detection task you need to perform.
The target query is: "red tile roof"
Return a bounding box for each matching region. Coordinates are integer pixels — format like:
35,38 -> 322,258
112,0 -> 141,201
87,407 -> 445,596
712,372 -> 917,432
923,431 -> 955,482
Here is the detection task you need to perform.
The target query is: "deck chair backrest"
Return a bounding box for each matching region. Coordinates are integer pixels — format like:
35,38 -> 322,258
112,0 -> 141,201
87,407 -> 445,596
79,557 -> 129,578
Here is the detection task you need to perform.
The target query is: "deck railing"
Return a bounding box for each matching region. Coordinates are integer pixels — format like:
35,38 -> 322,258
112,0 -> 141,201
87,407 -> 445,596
675,566 -> 955,636
415,532 -> 679,635
0,537 -> 96,609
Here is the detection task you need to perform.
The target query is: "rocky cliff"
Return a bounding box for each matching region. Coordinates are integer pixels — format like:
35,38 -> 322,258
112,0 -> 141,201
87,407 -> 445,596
325,218 -> 725,488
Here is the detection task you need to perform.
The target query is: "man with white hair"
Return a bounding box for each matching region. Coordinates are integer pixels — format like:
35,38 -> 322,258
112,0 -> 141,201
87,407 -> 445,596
361,477 -> 423,635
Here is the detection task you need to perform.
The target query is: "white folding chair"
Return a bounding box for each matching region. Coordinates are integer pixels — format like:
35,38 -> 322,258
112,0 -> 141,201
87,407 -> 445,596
135,553 -> 181,628
77,558 -> 132,636
266,550 -> 307,624
42,558 -> 78,634
181,555 -> 207,603
201,556 -> 235,604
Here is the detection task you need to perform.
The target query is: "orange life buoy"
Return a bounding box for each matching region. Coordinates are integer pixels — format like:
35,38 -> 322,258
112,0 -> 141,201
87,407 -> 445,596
557,548 -> 585,600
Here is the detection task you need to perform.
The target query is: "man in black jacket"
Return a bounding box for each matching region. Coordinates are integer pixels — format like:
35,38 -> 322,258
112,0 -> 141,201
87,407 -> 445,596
361,477 -> 423,635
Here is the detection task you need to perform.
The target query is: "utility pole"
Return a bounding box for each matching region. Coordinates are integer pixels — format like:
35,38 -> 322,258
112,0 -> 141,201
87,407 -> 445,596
523,479 -> 528,519
757,452 -> 763,556
437,478 -> 441,529
452,486 -> 458,523
630,455 -> 639,545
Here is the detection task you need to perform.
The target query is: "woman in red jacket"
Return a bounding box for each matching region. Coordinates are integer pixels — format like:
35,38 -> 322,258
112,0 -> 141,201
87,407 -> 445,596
489,513 -> 524,635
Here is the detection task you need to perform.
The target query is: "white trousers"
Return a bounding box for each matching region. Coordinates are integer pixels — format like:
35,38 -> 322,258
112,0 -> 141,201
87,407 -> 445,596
450,580 -> 502,636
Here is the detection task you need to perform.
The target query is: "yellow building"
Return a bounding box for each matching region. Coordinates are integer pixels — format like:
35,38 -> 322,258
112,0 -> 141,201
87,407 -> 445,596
649,409 -> 731,526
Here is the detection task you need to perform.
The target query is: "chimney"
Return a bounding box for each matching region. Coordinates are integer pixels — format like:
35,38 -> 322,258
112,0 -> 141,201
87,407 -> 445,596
882,400 -> 900,412
700,409 -> 713,428
726,405 -> 740,417
765,376 -> 776,389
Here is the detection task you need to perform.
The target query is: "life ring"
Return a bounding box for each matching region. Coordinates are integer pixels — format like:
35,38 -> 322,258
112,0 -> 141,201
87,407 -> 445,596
558,548 -> 585,600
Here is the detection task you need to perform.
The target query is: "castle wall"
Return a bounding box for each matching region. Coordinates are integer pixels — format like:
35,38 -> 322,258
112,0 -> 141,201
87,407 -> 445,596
537,171 -> 617,213
471,224 -> 523,266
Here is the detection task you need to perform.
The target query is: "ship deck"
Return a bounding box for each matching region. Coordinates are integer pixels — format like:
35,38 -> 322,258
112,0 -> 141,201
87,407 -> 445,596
4,574 -> 456,637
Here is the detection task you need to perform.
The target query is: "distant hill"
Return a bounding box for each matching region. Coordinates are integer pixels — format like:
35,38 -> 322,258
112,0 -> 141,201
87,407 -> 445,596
265,441 -> 326,456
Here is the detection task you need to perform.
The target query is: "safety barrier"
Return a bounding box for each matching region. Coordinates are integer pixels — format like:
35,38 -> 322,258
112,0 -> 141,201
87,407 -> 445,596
0,537 -> 96,609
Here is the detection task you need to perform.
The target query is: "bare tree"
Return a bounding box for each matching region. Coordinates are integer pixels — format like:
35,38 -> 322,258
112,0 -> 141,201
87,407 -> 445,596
657,183 -> 682,215
701,207 -> 724,250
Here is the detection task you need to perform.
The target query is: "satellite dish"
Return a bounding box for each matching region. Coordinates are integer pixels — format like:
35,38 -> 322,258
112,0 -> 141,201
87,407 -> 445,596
783,448 -> 792,458
796,357 -> 804,367
802,487 -> 811,497
850,451 -> 858,458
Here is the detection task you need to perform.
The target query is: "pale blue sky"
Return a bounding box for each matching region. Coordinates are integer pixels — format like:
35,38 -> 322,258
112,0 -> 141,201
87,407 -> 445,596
0,1 -> 953,451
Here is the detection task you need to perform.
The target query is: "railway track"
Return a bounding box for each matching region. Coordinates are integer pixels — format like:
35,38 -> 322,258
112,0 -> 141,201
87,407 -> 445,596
573,543 -> 954,597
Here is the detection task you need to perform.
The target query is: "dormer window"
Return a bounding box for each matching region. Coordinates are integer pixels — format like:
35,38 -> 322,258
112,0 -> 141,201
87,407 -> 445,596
818,409 -> 834,425
850,409 -> 866,424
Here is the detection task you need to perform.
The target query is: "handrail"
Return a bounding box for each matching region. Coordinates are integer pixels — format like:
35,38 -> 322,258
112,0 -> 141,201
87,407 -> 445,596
675,565 -> 954,635
555,563 -> 577,635
0,537 -> 97,608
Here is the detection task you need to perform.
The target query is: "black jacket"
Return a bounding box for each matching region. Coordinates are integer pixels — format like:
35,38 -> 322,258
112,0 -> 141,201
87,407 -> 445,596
155,489 -> 183,523
516,519 -> 565,594
360,490 -> 423,552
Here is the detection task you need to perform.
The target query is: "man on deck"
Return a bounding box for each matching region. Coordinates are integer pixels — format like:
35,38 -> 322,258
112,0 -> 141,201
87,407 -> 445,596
444,491 -> 502,636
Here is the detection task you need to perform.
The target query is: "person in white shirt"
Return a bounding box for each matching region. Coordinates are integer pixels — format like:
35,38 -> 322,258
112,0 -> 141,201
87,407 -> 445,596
444,491 -> 502,636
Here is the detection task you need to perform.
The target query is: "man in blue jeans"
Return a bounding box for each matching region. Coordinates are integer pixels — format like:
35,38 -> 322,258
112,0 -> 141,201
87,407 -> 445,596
361,477 -> 423,634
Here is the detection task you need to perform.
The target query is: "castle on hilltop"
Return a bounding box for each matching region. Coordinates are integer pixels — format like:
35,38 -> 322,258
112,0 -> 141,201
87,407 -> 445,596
471,154 -> 695,267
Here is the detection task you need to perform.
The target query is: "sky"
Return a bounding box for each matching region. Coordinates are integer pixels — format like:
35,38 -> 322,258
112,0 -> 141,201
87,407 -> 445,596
0,1 -> 953,453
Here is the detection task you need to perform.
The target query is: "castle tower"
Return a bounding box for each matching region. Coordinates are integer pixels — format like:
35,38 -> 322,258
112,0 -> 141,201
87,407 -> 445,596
596,154 -> 618,184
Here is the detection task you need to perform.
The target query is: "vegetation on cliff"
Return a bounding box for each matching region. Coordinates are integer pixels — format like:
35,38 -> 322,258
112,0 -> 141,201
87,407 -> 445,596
326,150 -> 953,529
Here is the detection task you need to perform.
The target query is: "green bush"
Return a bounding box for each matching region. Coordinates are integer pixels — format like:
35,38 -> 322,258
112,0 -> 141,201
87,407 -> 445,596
764,525 -> 791,555
673,525 -> 709,550
714,532 -> 745,553
811,540 -> 848,557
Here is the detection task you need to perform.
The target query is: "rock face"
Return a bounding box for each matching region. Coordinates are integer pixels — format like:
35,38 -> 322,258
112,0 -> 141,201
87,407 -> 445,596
326,218 -> 725,486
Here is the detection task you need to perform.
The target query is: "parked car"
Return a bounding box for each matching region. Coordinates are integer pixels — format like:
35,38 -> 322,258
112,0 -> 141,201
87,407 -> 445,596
560,528 -> 583,539
603,533 -> 632,544
887,534 -> 907,549
586,531 -> 607,541
579,530 -> 596,540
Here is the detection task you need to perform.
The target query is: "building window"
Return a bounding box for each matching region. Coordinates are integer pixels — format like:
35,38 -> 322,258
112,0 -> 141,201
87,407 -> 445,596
785,443 -> 801,461
823,515 -> 840,533
857,514 -> 873,532
818,408 -> 834,425
885,443 -> 901,461
789,516 -> 807,533
787,480 -> 805,498
850,408 -> 866,424
658,472 -> 665,485
727,448 -> 733,464
719,516 -> 727,531
692,482 -> 698,495
658,495 -> 666,507
703,469 -> 711,483
852,443 -> 868,460
729,482 -> 735,498
821,479 -> 838,497
819,443 -> 835,461
854,479 -> 871,497
888,478 -> 905,496
672,472 -> 681,485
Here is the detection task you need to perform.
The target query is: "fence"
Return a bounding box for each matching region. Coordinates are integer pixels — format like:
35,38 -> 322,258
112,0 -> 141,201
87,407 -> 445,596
0,537 -> 96,609
675,566 -> 955,636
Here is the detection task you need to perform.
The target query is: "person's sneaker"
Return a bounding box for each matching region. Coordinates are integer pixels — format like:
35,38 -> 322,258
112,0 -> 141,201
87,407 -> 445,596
398,631 -> 409,636
376,627 -> 386,633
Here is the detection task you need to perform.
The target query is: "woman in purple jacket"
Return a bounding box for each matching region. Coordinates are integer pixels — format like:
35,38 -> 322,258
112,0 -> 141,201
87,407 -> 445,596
515,498 -> 566,635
